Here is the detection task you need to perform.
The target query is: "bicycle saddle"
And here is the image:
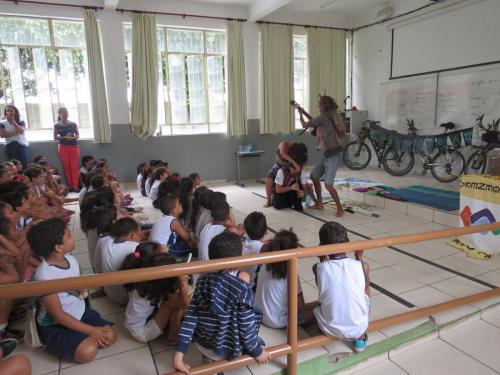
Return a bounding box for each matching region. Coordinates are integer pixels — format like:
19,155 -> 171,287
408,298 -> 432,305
440,122 -> 455,130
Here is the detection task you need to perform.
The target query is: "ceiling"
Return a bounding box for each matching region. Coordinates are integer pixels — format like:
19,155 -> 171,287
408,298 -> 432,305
283,0 -> 394,15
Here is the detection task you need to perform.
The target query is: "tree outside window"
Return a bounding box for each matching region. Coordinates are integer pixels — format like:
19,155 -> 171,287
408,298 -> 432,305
124,25 -> 227,136
0,16 -> 92,141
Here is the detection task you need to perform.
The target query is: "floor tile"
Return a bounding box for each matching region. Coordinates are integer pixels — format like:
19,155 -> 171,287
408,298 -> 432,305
369,294 -> 411,322
153,345 -> 206,374
482,306 -> 500,329
301,280 -> 318,303
17,344 -> 60,375
477,271 -> 500,287
442,319 -> 500,372
365,248 -> 412,266
391,338 -> 497,375
59,347 -> 156,375
370,267 -> 425,295
351,359 -> 409,374
398,286 -> 453,308
297,257 -> 317,282
390,260 -> 455,285
431,277 -> 490,298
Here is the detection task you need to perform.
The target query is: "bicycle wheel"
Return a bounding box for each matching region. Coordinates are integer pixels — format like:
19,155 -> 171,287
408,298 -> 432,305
382,149 -> 414,176
343,142 -> 371,170
430,149 -> 465,182
465,149 -> 487,175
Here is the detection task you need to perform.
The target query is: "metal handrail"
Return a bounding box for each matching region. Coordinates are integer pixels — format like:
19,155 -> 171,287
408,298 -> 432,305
0,222 -> 498,375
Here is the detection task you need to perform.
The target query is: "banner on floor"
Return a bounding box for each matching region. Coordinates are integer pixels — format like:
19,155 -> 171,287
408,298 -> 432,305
459,175 -> 500,255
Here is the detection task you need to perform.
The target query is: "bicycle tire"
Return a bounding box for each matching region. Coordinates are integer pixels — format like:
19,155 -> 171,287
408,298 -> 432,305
465,149 -> 487,175
382,149 -> 414,176
430,149 -> 465,183
343,142 -> 371,170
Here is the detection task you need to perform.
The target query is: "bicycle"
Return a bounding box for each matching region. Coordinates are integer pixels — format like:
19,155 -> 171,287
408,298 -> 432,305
343,120 -> 415,176
465,115 -> 500,175
343,119 -> 468,182
409,120 -> 467,183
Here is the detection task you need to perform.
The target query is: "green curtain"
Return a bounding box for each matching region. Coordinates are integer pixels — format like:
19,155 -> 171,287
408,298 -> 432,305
227,20 -> 247,137
130,13 -> 158,139
307,28 -> 346,117
260,23 -> 293,134
83,9 -> 111,143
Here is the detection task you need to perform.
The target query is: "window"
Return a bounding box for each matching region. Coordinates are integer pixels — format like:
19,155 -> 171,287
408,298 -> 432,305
293,36 -> 307,129
124,25 -> 227,135
0,16 -> 92,141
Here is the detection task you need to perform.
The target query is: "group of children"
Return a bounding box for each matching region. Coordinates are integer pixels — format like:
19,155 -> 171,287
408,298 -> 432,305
0,153 -> 370,374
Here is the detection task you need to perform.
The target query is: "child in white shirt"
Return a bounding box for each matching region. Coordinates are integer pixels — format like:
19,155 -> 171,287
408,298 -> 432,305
198,200 -> 230,261
241,211 -> 267,288
255,230 -> 311,329
28,218 -> 116,363
122,243 -> 190,343
149,194 -> 196,257
100,217 -> 141,305
148,166 -> 169,203
313,222 -> 370,352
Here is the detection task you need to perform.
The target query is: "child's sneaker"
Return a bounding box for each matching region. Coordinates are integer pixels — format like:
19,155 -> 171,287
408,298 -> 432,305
353,334 -> 368,353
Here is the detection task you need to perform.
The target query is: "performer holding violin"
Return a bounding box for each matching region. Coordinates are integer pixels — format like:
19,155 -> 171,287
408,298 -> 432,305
293,95 -> 346,217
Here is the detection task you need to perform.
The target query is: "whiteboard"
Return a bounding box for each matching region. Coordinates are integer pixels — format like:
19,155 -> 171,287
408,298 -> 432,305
436,65 -> 500,129
379,75 -> 437,133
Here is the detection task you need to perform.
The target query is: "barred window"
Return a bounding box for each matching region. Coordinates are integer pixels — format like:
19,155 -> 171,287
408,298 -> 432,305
124,25 -> 227,135
0,16 -> 92,141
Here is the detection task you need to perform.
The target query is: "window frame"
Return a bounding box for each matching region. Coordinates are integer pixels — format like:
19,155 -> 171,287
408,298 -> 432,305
0,14 -> 93,141
293,35 -> 307,130
124,24 -> 228,136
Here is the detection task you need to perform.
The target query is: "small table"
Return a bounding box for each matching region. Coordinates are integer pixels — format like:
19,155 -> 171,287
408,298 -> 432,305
235,150 -> 265,187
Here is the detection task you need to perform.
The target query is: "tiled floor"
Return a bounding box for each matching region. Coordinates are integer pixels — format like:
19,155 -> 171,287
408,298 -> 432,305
17,174 -> 500,375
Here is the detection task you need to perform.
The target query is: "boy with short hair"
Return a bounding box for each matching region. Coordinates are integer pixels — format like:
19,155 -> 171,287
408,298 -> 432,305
189,173 -> 201,189
149,194 -> 196,257
313,222 -> 370,352
241,211 -> 267,288
198,200 -> 230,261
28,218 -> 116,363
173,232 -> 270,373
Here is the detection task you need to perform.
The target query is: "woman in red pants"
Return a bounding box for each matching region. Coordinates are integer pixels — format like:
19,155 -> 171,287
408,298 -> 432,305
53,107 -> 80,192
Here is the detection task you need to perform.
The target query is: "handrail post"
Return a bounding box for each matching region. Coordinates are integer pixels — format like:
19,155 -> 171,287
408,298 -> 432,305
287,257 -> 298,375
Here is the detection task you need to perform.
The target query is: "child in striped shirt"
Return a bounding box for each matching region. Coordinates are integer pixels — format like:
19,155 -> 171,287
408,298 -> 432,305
173,232 -> 271,373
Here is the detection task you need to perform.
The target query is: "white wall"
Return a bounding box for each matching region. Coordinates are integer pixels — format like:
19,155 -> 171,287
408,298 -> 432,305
352,0 -> 500,124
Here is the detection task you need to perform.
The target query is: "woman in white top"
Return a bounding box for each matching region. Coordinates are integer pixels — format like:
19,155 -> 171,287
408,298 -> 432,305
0,105 -> 29,168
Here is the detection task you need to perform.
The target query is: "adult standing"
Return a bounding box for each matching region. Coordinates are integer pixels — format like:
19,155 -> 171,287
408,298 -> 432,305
0,105 -> 29,168
54,107 -> 80,192
299,95 -> 346,217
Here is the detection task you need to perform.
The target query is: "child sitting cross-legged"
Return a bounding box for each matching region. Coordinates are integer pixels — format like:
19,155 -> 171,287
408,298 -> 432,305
28,218 -> 117,363
241,211 -> 267,289
122,242 -> 190,343
100,217 -> 142,305
255,230 -> 315,329
173,232 -> 270,373
312,222 -> 370,352
149,194 -> 196,258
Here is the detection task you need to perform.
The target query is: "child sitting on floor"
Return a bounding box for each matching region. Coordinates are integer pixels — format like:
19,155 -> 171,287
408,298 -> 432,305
148,166 -> 169,203
149,194 -> 196,257
255,230 -> 313,329
100,217 -> 141,305
272,143 -> 314,212
189,173 -> 201,189
122,242 -> 190,343
173,232 -> 270,373
198,200 -> 230,261
312,222 -> 370,352
136,162 -> 149,197
241,211 -> 267,289
28,218 -> 117,363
